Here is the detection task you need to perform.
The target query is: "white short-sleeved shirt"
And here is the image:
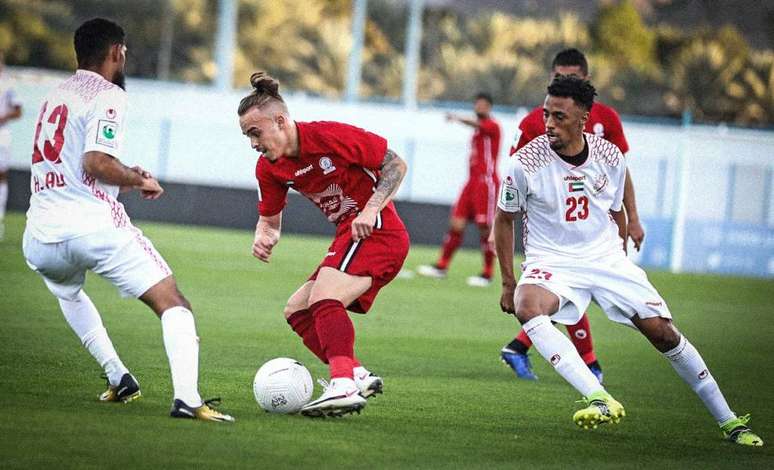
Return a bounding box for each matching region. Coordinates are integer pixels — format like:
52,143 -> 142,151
26,70 -> 131,243
498,133 -> 626,263
0,76 -> 22,146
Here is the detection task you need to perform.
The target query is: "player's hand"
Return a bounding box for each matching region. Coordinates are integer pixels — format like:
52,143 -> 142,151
252,233 -> 277,263
137,176 -> 163,200
351,209 -> 377,241
628,219 -> 645,252
500,283 -> 516,315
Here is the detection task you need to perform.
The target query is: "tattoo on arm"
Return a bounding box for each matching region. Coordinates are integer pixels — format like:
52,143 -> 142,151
365,148 -> 405,211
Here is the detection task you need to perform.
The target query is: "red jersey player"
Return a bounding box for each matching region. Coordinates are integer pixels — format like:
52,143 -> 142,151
417,93 -> 501,287
238,72 -> 410,418
500,49 -> 644,383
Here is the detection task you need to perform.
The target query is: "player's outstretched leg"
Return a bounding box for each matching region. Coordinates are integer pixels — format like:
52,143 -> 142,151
634,316 -> 762,446
142,277 -> 234,423
58,290 -> 140,402
522,314 -> 624,429
301,299 -> 366,418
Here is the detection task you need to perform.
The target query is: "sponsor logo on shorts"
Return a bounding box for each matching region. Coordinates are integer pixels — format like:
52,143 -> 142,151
295,164 -> 313,176
325,251 -> 336,257
574,329 -> 587,339
698,369 -> 709,380
550,354 -> 561,366
645,301 -> 663,307
319,156 -> 336,175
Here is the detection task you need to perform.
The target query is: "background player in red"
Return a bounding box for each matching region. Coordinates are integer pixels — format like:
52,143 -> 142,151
417,93 -> 501,287
238,72 -> 410,418
500,48 -> 644,382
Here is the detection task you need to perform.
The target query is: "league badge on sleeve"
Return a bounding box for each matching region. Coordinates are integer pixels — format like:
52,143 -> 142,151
96,120 -> 119,148
500,176 -> 521,212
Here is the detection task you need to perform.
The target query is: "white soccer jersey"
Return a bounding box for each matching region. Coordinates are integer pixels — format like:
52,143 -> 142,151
0,76 -> 22,146
26,70 -> 131,243
498,133 -> 626,262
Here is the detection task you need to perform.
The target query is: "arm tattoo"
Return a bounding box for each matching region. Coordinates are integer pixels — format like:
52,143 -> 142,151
366,148 -> 404,210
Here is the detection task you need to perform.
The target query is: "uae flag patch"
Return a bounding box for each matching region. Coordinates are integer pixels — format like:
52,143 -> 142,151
568,181 -> 585,192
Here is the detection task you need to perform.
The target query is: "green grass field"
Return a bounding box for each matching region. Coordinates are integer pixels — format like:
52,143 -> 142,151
1,211 -> 772,469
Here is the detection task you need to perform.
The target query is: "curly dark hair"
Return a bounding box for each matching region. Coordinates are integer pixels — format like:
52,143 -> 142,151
547,75 -> 596,111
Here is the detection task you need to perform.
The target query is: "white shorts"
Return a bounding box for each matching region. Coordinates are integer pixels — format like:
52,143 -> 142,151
23,225 -> 172,301
0,143 -> 9,172
517,254 -> 672,328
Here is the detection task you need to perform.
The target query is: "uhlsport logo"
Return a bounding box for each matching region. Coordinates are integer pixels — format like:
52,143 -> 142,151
550,354 -> 561,366
319,156 -> 336,175
106,108 -> 117,119
574,329 -> 588,340
698,369 -> 709,380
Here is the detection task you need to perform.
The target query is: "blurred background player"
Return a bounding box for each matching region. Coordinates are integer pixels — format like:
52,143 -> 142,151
494,75 -> 761,446
0,51 -> 23,241
22,18 -> 233,423
417,93 -> 501,287
500,48 -> 644,382
239,71 -> 410,418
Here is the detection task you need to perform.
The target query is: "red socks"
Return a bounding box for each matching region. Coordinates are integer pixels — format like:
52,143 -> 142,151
287,309 -> 328,364
479,231 -> 495,278
565,314 -> 597,365
514,313 -> 597,365
309,299 -> 355,379
437,230 -> 463,270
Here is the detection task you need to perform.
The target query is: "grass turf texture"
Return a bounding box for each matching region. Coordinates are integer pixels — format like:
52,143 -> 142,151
1,211 -> 772,469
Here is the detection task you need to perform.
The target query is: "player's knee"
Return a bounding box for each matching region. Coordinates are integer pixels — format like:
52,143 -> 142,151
515,302 -> 542,323
645,320 -> 680,352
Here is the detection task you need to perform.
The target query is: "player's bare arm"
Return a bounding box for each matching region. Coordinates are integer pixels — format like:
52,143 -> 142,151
253,212 -> 281,263
610,208 -> 627,255
0,104 -> 22,125
623,169 -> 644,251
446,113 -> 480,129
493,208 -> 517,314
352,148 -> 406,241
83,151 -> 163,199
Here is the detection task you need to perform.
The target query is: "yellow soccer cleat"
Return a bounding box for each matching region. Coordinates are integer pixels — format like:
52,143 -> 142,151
170,398 -> 235,423
99,373 -> 142,403
573,391 -> 625,430
721,414 -> 764,446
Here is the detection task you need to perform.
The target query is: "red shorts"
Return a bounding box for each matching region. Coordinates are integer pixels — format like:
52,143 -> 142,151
309,222 -> 410,313
451,176 -> 499,226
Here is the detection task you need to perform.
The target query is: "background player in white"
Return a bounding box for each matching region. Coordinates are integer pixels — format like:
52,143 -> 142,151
0,51 -> 23,240
493,75 -> 762,446
22,18 -> 233,422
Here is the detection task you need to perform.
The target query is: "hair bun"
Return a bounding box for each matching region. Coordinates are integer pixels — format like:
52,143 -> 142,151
249,71 -> 280,96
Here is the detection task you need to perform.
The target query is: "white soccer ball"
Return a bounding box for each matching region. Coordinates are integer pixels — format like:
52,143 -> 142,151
253,357 -> 314,414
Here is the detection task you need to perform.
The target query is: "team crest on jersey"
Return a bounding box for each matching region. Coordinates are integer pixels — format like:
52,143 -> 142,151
96,120 -> 119,148
592,174 -> 608,194
319,156 -> 336,175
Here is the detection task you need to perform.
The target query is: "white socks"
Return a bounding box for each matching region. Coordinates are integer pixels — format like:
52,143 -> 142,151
58,291 -> 128,386
663,335 -> 735,424
523,315 -> 604,397
0,180 -> 7,220
161,306 -> 202,407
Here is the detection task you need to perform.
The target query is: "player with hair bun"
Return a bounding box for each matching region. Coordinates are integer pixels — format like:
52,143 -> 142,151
239,71 -> 410,418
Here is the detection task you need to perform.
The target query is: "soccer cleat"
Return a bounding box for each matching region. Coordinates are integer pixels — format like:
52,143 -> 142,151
573,391 -> 625,429
501,349 -> 538,380
170,398 -> 235,423
99,373 -> 141,403
301,378 -> 366,418
416,264 -> 447,279
720,414 -> 763,446
466,274 -> 492,287
354,370 -> 383,399
587,361 -> 604,384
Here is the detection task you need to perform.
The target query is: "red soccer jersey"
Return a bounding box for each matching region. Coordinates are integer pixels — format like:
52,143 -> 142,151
510,102 -> 629,155
469,117 -> 501,179
255,121 -> 404,230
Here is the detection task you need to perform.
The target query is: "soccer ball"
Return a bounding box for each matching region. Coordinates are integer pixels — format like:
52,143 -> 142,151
253,357 -> 314,414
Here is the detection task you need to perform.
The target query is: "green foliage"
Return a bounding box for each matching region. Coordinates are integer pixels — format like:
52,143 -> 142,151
592,0 -> 657,74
